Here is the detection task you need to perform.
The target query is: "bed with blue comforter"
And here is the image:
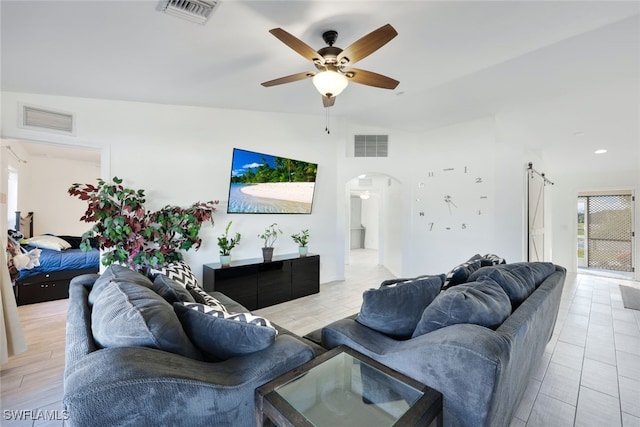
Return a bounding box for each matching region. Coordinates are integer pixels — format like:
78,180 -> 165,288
17,246 -> 99,282
12,214 -> 100,305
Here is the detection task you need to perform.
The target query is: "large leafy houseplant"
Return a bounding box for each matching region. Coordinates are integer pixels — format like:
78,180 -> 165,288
69,177 -> 218,270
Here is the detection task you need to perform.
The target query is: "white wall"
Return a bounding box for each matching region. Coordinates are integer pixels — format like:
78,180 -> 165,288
339,117 -> 528,278
26,154 -> 100,236
2,92 -> 342,284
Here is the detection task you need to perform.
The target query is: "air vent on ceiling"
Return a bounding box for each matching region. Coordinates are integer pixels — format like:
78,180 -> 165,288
162,0 -> 218,24
20,105 -> 74,134
354,135 -> 388,157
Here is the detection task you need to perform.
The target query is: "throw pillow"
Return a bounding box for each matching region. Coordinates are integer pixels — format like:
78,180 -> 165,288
151,274 -> 196,304
356,275 -> 444,338
482,253 -> 506,265
155,261 -> 199,288
502,262 -> 555,287
153,261 -> 227,312
412,277 -> 511,337
88,264 -> 154,305
24,235 -> 71,251
379,273 -> 446,287
173,302 -> 277,361
468,265 -> 534,309
92,281 -> 203,360
442,255 -> 484,290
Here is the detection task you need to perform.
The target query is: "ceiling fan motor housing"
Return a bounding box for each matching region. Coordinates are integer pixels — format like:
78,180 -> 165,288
322,30 -> 338,46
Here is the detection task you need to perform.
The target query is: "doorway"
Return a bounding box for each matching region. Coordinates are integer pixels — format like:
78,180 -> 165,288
345,173 -> 402,277
577,191 -> 634,279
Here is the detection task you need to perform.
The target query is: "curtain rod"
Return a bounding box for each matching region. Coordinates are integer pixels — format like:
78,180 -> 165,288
4,145 -> 27,164
527,162 -> 554,185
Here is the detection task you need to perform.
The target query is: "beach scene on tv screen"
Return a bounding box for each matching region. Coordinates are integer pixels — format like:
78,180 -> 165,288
228,148 -> 317,214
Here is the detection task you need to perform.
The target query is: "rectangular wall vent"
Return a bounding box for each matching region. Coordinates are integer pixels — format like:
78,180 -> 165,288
21,105 -> 74,134
354,135 -> 388,157
162,0 -> 218,24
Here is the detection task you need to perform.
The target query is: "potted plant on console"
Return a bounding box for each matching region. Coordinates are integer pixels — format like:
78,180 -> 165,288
217,221 -> 241,267
258,223 -> 282,262
291,229 -> 309,257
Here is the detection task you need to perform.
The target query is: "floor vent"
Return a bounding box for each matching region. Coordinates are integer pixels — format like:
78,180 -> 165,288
162,0 -> 218,24
354,135 -> 388,157
21,105 -> 74,134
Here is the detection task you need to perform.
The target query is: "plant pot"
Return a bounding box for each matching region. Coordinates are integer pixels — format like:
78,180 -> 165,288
262,247 -> 274,262
298,246 -> 308,257
220,254 -> 231,267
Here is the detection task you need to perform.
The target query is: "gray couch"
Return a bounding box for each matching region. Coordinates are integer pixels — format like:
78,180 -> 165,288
321,262 -> 566,427
63,270 -> 317,427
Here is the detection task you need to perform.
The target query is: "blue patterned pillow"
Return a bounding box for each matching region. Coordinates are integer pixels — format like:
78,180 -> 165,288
412,277 -> 511,337
173,302 -> 277,361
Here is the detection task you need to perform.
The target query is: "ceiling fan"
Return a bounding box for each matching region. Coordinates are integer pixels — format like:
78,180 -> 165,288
261,24 -> 399,108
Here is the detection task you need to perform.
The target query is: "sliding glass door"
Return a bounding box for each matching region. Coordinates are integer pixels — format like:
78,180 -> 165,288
578,191 -> 634,273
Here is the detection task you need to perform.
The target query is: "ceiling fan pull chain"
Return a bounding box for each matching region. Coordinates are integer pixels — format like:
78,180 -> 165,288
325,106 -> 330,134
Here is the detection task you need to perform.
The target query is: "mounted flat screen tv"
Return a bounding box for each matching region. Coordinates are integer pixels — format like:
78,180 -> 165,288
227,148 -> 318,214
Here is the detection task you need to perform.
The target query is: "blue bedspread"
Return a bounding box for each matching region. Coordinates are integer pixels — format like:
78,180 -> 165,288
17,247 -> 100,281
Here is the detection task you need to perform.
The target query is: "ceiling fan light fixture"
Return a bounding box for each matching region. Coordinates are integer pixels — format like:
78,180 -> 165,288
312,70 -> 348,98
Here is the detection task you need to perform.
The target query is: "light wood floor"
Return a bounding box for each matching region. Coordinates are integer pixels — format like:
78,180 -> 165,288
1,249 -> 639,426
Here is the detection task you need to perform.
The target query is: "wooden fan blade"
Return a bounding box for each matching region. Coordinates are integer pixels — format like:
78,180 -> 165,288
269,28 -> 324,63
322,95 -> 336,108
261,71 -> 315,87
337,24 -> 398,66
346,68 -> 399,89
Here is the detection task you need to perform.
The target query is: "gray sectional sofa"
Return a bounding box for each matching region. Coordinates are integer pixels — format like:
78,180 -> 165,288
64,259 -> 565,427
321,262 -> 567,427
63,265 -> 318,427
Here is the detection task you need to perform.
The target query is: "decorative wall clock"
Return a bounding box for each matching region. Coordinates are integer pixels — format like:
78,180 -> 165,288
415,165 -> 490,232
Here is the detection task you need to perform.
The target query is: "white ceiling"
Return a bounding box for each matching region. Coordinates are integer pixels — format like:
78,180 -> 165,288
2,1 -> 639,174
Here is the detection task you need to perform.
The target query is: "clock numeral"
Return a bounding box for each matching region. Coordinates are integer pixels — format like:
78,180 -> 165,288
418,182 -> 425,188
475,177 -> 483,183
428,222 -> 434,231
428,171 -> 434,177
443,167 -> 454,172
480,195 -> 488,199
464,166 -> 468,173
446,227 -> 451,231
462,223 -> 467,229
419,211 -> 425,217
478,209 -> 482,215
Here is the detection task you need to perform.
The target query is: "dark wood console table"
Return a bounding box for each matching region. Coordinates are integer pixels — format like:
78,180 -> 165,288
202,253 -> 319,310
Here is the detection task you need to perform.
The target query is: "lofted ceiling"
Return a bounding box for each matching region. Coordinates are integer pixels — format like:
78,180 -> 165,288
1,1 -> 639,174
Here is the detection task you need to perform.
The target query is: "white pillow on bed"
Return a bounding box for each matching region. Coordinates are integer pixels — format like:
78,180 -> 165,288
24,235 -> 71,251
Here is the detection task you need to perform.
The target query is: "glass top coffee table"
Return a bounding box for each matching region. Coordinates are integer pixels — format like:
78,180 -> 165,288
256,346 -> 442,427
